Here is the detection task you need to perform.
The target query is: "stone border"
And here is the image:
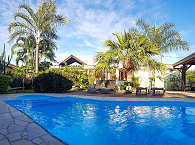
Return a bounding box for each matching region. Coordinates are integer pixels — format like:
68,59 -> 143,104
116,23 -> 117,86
0,95 -> 68,145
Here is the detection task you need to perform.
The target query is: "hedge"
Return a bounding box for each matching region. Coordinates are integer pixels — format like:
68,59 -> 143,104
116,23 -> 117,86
33,72 -> 73,93
0,75 -> 11,93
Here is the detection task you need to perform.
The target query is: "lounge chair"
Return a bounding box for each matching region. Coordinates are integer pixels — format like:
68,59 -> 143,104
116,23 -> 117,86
87,88 -> 97,93
100,88 -> 114,94
136,87 -> 148,95
151,88 -> 165,96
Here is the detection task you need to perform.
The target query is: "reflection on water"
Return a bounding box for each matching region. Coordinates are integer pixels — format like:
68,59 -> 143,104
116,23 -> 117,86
6,98 -> 195,145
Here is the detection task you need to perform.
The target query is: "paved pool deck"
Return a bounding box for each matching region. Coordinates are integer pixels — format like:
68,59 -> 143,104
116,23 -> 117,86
0,94 -> 67,145
0,93 -> 195,145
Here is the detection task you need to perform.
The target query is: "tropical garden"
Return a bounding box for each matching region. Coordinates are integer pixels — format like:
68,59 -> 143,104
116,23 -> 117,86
0,0 -> 193,94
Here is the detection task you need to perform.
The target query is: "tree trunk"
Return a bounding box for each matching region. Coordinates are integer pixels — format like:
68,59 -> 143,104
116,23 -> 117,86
35,38 -> 40,73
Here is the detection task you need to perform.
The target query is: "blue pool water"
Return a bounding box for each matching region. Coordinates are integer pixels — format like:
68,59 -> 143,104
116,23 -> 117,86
6,95 -> 195,145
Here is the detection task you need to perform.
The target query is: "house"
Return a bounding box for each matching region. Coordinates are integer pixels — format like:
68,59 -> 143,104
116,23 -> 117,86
52,55 -> 169,89
59,55 -> 87,68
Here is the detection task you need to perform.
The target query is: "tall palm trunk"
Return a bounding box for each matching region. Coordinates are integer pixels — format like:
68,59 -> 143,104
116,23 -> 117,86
35,37 -> 40,73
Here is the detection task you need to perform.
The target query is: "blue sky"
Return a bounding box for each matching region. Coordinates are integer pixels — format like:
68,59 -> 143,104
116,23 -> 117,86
0,0 -> 194,65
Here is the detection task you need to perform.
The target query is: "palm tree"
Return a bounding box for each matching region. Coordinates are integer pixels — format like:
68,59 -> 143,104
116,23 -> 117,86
95,50 -> 117,80
105,30 -> 161,71
136,19 -> 189,55
11,36 -> 35,66
12,34 -> 57,68
8,1 -> 69,72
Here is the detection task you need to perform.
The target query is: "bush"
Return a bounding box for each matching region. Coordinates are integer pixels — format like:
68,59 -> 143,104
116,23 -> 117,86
49,67 -> 89,88
33,72 -> 72,93
0,75 -> 11,93
119,82 -> 128,90
131,75 -> 140,88
10,77 -> 33,89
10,77 -> 23,88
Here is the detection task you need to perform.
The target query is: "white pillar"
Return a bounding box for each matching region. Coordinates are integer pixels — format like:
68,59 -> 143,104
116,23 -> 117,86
116,68 -> 120,85
108,73 -> 110,80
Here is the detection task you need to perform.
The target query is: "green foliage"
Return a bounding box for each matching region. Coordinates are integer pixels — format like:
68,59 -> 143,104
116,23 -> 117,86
46,66 -> 89,88
13,66 -> 33,77
136,19 -> 189,53
62,65 -> 89,88
39,61 -> 52,71
186,70 -> 195,81
166,72 -> 182,91
0,75 -> 11,93
10,77 -> 23,88
33,72 -> 72,93
104,30 -> 164,73
12,66 -> 34,89
88,70 -> 96,87
95,51 -> 117,77
131,74 -> 140,88
119,82 -> 127,90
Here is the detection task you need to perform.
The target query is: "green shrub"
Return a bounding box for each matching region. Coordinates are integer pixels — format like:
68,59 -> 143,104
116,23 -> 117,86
119,82 -> 127,90
10,77 -> 33,89
10,77 -> 23,88
49,67 -> 89,88
0,75 -> 11,93
131,74 -> 140,88
33,72 -> 72,93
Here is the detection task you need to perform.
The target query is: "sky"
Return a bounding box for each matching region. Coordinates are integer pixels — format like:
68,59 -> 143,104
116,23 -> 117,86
0,0 -> 195,66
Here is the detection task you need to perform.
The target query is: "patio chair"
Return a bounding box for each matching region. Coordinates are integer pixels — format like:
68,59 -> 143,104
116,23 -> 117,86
136,87 -> 148,95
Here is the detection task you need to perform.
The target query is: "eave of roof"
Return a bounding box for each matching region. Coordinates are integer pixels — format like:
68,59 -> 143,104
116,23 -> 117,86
173,52 -> 195,68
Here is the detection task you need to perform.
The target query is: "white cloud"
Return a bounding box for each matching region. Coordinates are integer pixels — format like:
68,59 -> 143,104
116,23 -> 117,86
0,0 -> 181,65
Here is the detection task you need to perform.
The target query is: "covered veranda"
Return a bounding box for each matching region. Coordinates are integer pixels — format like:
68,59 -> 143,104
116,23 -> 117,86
173,52 -> 195,91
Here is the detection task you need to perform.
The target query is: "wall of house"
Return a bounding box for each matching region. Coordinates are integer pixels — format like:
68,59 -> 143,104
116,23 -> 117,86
154,71 -> 164,88
134,68 -> 165,88
134,70 -> 150,88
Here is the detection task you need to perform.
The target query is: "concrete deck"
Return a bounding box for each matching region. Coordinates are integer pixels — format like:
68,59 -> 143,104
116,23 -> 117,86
0,92 -> 195,145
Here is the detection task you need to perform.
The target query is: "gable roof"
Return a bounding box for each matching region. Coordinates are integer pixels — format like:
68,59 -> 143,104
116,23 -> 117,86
59,55 -> 87,66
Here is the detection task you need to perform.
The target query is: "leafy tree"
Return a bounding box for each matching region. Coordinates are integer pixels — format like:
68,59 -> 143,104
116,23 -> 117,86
8,1 -> 69,73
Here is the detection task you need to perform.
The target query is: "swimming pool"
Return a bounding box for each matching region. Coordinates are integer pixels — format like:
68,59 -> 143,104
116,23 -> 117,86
6,95 -> 195,145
